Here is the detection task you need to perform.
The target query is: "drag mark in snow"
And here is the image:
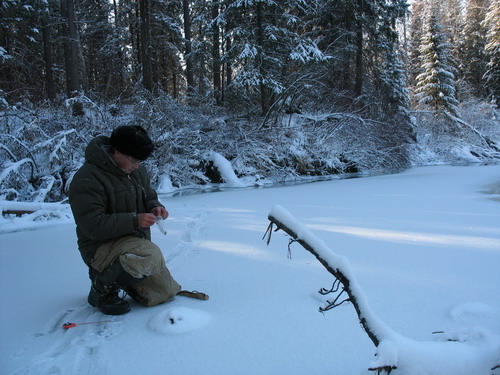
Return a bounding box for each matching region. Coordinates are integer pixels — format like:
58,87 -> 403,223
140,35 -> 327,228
12,306 -> 123,375
166,209 -> 212,263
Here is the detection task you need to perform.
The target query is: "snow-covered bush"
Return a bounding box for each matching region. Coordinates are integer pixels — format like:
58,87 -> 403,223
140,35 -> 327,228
0,98 -> 119,202
1,93 -> 498,204
410,101 -> 500,165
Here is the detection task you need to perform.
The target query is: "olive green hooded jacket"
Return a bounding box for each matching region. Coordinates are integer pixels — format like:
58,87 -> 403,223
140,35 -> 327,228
68,135 -> 163,266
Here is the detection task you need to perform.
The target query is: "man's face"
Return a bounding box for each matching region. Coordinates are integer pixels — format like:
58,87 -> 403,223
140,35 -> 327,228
112,150 -> 142,174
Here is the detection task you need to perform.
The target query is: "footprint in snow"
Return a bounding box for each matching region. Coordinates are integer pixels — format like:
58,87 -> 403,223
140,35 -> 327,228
149,307 -> 210,335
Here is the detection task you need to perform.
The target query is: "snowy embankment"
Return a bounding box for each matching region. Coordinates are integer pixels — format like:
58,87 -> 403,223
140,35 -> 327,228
1,165 -> 499,375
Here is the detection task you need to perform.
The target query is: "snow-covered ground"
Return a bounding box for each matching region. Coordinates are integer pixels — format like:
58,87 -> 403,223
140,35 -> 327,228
1,165 -> 499,375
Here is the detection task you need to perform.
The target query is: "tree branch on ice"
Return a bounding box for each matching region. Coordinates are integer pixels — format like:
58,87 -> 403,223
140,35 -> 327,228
265,205 -> 500,374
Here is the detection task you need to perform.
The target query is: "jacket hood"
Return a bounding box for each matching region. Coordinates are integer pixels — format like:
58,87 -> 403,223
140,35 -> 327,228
85,135 -> 125,176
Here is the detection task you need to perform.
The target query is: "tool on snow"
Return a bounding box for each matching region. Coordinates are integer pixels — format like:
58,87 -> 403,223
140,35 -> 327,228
177,290 -> 209,300
62,320 -> 112,330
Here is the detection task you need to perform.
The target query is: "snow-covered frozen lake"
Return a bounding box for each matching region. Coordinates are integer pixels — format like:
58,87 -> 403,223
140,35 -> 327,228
1,165 -> 499,375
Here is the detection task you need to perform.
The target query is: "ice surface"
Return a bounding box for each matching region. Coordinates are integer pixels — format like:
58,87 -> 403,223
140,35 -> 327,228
1,165 -> 499,375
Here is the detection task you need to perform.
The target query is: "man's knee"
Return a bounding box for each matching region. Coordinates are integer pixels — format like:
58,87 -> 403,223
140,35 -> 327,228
119,240 -> 164,278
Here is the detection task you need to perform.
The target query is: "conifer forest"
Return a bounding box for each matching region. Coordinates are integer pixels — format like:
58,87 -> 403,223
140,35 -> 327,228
0,0 -> 499,203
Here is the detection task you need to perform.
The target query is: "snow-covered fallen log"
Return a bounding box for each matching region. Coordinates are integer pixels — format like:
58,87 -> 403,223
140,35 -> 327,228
1,200 -> 73,233
0,200 -> 71,220
265,205 -> 500,375
1,200 -> 68,215
207,151 -> 245,187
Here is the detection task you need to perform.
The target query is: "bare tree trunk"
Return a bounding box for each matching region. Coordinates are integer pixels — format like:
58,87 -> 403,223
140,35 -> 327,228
183,0 -> 194,94
172,71 -> 178,99
130,2 -> 141,84
212,0 -> 222,105
256,2 -> 270,115
40,15 -> 55,100
139,0 -> 153,91
107,0 -> 125,98
354,0 -> 364,98
60,0 -> 82,98
224,24 -> 233,92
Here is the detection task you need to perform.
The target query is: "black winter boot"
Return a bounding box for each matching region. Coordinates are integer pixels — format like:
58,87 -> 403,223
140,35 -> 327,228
87,260 -> 138,315
88,282 -> 130,315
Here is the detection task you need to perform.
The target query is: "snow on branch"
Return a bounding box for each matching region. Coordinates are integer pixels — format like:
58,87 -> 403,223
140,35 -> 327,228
1,200 -> 67,215
265,205 -> 500,375
0,158 -> 35,186
265,205 -> 398,348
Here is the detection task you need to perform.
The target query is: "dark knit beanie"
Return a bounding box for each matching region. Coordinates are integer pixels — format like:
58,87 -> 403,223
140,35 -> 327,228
109,125 -> 154,161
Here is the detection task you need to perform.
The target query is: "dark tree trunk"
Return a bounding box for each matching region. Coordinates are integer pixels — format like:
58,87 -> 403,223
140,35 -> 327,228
256,2 -> 270,115
41,16 -> 56,100
225,25 -> 233,90
60,0 -> 82,98
139,0 -> 153,91
212,0 -> 222,105
354,10 -> 363,97
183,0 -> 194,94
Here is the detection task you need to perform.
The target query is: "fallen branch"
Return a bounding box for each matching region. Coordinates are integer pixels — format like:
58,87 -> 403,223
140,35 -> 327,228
2,209 -> 35,216
1,200 -> 68,217
265,205 -> 500,374
265,205 -> 400,348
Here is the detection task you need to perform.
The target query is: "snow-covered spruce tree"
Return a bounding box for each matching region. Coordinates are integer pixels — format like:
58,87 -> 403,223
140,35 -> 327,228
458,0 -> 488,99
439,0 -> 464,53
78,0 -> 126,99
307,0 -> 411,119
408,0 -> 464,101
307,0 -> 361,98
151,0 -> 184,96
220,0 -> 327,117
184,0 -> 223,101
408,0 -> 428,92
368,0 -> 410,120
363,0 -> 415,168
103,0 -> 184,97
482,0 -> 500,107
415,7 -> 460,117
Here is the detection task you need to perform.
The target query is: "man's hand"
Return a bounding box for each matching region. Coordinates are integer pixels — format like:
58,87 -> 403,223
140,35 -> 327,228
151,206 -> 169,220
137,213 -> 157,228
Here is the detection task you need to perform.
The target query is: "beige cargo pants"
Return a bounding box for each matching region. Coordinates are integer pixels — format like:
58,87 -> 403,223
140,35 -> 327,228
91,236 -> 181,307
